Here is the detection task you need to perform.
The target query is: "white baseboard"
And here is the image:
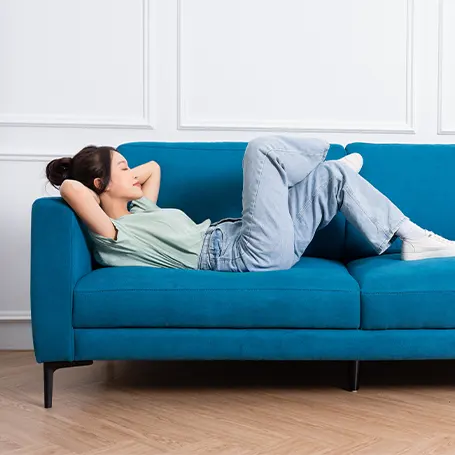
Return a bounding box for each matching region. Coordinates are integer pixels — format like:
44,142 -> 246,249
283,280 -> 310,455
0,312 -> 33,350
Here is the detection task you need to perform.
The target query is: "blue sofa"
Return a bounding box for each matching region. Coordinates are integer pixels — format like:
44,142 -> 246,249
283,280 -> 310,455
31,141 -> 455,408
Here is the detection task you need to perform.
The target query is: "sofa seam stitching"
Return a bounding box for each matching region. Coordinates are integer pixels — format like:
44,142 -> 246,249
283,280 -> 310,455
75,289 -> 455,295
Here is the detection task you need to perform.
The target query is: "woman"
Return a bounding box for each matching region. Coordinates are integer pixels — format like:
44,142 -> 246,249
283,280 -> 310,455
46,134 -> 455,272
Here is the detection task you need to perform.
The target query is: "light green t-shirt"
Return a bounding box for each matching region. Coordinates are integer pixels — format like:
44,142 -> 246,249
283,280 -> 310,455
88,196 -> 211,269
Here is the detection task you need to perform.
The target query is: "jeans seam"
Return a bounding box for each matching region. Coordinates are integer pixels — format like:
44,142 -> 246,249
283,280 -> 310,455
245,149 -> 268,244
261,145 -> 328,156
259,136 -> 329,156
215,230 -> 245,261
218,256 -> 243,261
267,149 -> 325,155
343,182 -> 390,243
295,178 -> 331,223
219,237 -> 245,261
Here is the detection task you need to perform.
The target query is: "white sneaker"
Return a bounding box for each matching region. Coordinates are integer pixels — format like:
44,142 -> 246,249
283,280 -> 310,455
401,229 -> 455,261
338,153 -> 363,173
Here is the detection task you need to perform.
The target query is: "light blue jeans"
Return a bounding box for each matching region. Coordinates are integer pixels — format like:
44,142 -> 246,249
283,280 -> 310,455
197,134 -> 408,273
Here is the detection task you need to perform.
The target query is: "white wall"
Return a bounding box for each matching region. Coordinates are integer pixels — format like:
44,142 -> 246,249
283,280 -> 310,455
0,0 -> 453,349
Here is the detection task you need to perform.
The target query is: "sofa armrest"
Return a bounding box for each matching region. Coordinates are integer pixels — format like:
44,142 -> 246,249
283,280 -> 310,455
30,197 -> 93,363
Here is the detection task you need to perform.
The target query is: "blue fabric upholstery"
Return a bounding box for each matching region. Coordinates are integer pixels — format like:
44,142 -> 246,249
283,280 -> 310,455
30,197 -> 93,362
75,328 -> 455,361
73,257 -> 360,329
344,143 -> 455,261
347,253 -> 455,329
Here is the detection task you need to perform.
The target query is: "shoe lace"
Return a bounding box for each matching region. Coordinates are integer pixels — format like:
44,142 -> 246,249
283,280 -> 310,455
425,229 -> 454,244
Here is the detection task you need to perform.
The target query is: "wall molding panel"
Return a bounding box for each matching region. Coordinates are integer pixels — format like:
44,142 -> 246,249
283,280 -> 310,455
0,311 -> 31,321
0,0 -> 156,130
177,0 -> 415,134
437,0 -> 455,135
0,153 -> 59,162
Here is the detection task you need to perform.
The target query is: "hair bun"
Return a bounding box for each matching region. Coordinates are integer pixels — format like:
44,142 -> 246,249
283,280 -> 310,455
45,157 -> 73,189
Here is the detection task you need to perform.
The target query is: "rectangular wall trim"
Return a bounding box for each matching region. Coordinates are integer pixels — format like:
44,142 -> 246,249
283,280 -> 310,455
177,0 -> 415,134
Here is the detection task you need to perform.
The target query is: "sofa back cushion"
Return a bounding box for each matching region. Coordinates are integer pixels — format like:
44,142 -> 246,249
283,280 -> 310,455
344,143 -> 455,261
117,141 -> 347,260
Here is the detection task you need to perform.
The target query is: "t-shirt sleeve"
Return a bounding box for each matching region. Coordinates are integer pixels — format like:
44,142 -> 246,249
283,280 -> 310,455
129,196 -> 160,213
88,219 -> 124,244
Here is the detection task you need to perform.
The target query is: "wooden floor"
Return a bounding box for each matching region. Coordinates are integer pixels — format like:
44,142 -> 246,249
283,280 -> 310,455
2,352 -> 455,454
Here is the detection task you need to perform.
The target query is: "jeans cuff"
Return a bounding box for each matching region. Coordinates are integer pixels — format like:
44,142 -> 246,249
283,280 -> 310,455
376,215 -> 409,255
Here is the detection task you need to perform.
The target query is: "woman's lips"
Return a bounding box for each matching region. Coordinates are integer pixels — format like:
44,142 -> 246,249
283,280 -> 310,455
134,182 -> 141,187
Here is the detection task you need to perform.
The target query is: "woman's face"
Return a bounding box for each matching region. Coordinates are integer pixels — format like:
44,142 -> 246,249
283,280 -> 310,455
95,151 -> 143,200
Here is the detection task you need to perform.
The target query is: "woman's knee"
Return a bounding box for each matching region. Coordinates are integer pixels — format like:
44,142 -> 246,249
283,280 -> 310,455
322,160 -> 343,173
319,161 -> 346,183
245,135 -> 285,156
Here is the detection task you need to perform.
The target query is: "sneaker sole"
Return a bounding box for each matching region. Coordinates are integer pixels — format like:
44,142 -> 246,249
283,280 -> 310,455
401,250 -> 455,261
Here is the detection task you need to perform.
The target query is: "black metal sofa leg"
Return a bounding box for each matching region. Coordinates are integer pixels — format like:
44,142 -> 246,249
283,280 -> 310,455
43,360 -> 93,408
349,360 -> 360,392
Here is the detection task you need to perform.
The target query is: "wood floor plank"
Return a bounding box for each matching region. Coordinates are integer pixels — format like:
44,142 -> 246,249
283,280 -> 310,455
3,443 -> 75,455
2,352 -> 455,454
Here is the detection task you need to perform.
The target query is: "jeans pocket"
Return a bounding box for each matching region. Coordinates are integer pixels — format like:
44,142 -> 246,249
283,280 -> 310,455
209,228 -> 224,259
211,221 -> 244,263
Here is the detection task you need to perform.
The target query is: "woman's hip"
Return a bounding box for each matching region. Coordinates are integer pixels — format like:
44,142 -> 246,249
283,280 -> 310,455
198,219 -> 295,272
197,220 -> 248,272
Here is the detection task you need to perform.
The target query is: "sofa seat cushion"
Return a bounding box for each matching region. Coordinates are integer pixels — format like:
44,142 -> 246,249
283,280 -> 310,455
347,253 -> 455,329
73,257 -> 360,329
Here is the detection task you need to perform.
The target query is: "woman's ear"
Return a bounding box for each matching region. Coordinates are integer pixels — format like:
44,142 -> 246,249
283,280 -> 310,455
93,177 -> 102,191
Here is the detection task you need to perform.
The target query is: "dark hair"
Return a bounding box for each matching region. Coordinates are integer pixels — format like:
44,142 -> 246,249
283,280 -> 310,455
46,145 -> 116,194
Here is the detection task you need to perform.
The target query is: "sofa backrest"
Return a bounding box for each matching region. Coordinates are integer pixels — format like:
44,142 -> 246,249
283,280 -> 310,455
344,143 -> 455,262
117,141 -> 347,261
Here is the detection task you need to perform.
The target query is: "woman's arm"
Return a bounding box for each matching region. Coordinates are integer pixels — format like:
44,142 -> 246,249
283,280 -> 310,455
132,161 -> 160,185
60,180 -> 116,239
132,161 -> 161,203
61,179 -> 100,204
